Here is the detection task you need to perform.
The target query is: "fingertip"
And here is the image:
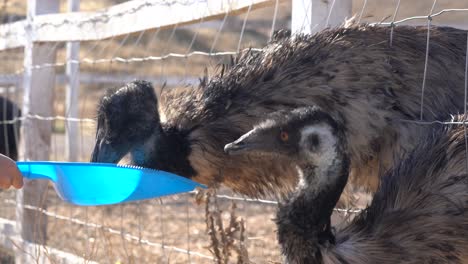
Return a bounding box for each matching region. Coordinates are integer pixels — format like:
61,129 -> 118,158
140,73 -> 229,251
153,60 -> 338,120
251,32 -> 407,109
12,177 -> 23,189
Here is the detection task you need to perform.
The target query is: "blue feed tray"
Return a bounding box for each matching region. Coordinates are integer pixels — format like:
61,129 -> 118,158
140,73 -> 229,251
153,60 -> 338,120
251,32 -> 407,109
16,161 -> 206,206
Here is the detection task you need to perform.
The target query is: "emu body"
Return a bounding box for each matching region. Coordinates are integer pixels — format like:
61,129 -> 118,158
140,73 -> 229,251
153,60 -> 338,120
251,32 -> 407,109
92,25 -> 467,198
225,108 -> 468,264
0,96 -> 21,160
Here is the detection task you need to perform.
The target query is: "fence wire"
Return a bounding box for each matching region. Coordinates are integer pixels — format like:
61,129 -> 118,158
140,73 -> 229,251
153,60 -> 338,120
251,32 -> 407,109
0,0 -> 468,263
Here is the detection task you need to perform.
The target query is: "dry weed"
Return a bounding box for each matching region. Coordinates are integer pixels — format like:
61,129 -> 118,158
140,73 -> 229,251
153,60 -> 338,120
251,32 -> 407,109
198,189 -> 251,264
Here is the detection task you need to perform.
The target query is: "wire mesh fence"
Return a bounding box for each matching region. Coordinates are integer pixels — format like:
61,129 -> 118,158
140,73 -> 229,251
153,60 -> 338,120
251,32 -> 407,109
0,0 -> 467,263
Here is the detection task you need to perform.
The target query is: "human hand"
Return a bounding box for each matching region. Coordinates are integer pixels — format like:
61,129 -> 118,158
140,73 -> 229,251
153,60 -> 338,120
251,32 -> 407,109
0,154 -> 23,189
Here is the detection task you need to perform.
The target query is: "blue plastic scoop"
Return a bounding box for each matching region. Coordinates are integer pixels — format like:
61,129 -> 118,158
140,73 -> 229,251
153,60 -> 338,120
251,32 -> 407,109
16,161 -> 206,206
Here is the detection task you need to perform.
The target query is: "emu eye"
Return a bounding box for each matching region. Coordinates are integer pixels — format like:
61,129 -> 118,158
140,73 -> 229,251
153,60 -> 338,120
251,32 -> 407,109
280,131 -> 289,142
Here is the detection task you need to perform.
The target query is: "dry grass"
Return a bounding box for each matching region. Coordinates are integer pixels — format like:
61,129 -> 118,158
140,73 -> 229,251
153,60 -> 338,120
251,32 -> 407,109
201,189 -> 250,264
0,184 -> 366,264
0,186 -> 284,264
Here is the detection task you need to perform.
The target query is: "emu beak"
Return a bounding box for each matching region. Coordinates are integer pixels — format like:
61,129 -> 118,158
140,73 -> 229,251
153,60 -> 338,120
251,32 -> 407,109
90,141 -> 125,164
224,141 -> 245,155
225,130 -> 261,155
224,140 -> 259,155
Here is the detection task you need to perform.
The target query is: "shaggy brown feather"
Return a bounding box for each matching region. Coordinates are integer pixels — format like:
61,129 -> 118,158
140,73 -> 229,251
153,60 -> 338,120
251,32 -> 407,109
161,25 -> 467,198
324,115 -> 468,264
93,25 -> 467,200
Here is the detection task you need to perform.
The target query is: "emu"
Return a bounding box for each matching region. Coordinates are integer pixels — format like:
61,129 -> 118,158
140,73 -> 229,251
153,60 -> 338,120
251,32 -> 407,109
0,96 -> 20,160
91,25 -> 467,199
224,107 -> 468,264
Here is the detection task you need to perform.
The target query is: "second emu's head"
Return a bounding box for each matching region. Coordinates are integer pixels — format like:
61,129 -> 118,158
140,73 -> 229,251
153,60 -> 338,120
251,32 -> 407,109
224,107 -> 349,182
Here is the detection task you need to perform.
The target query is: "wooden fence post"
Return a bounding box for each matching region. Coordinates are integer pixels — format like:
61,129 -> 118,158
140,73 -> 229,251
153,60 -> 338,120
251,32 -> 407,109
291,0 -> 352,35
65,0 -> 81,162
16,0 -> 59,263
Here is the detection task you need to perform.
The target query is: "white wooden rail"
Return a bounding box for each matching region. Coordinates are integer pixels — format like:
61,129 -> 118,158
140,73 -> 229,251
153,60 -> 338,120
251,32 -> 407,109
0,0 -> 287,50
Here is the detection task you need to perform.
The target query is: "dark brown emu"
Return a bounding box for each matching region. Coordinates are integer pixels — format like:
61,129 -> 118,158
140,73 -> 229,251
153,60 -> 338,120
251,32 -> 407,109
225,107 -> 468,264
91,25 -> 467,199
0,96 -> 20,160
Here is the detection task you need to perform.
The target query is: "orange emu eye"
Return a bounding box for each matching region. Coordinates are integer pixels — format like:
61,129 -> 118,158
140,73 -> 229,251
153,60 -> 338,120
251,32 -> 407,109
280,131 -> 289,142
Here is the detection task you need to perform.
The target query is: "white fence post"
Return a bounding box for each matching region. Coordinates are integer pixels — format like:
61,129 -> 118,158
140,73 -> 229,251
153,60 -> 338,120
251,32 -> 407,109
65,0 -> 81,162
16,0 -> 59,263
291,0 -> 352,35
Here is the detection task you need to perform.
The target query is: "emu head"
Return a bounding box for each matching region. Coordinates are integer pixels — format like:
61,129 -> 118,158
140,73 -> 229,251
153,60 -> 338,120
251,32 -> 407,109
91,80 -> 161,165
225,107 -> 345,167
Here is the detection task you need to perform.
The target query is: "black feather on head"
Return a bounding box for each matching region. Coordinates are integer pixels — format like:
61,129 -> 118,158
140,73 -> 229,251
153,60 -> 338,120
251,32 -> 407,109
91,80 -> 160,164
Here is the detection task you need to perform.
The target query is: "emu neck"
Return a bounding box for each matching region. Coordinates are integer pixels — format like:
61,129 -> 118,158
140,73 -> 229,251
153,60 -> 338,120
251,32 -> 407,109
287,143 -> 349,244
130,126 -> 196,178
277,148 -> 349,263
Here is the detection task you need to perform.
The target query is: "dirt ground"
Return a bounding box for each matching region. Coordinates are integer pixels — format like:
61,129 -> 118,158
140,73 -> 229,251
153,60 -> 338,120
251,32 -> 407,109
0,186 -> 282,263
0,184 -> 369,264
